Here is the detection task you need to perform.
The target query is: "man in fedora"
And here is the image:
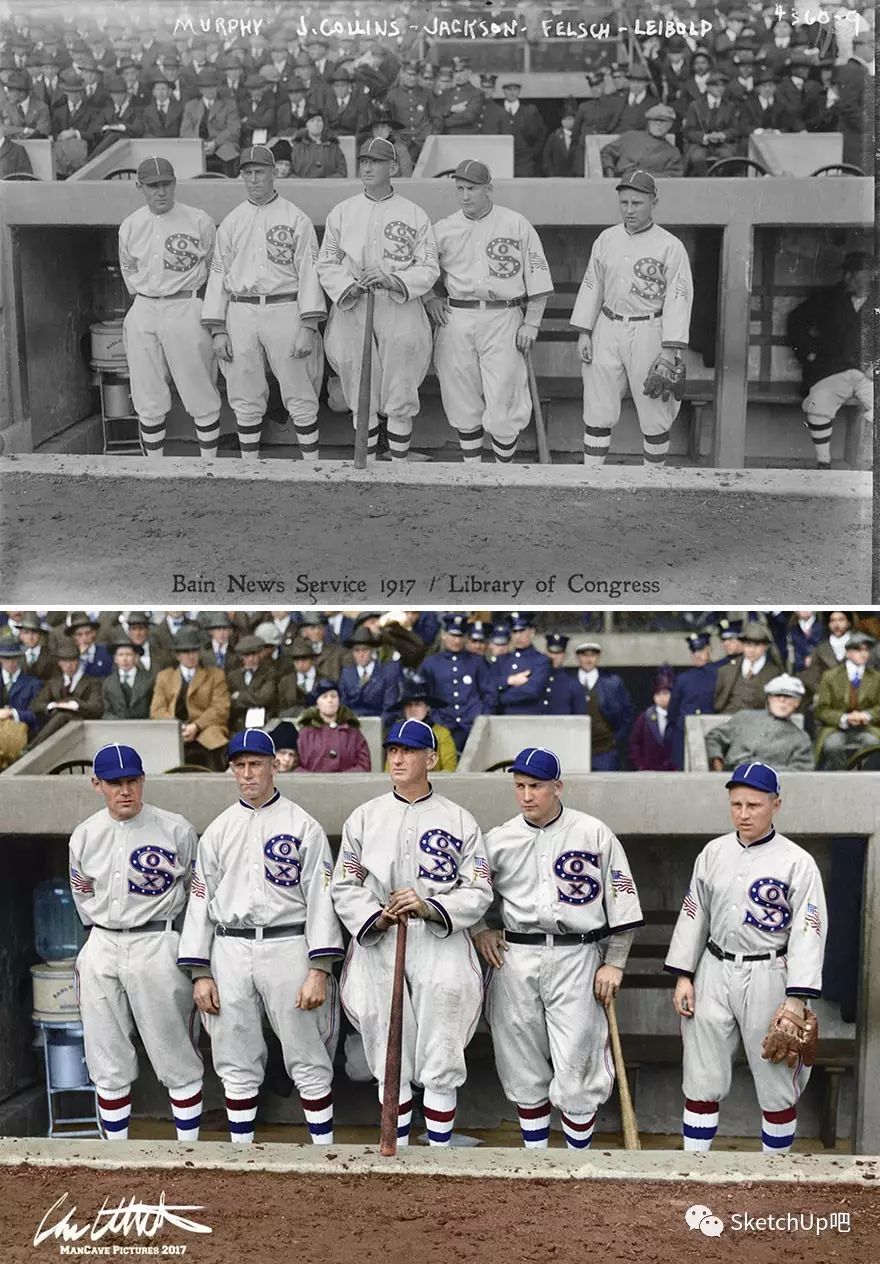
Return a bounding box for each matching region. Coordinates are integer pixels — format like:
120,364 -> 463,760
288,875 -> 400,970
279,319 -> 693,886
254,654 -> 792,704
102,630 -> 156,720
238,72 -> 277,147
15,613 -> 54,680
32,637 -> 104,745
277,638 -> 322,715
123,612 -> 174,676
88,72 -> 144,158
68,612 -> 113,678
181,66 -> 241,175
297,613 -> 345,678
227,636 -> 279,731
198,612 -> 238,673
714,624 -> 779,713
339,627 -> 402,720
1,67 -> 51,137
140,69 -> 184,138
328,64 -> 372,135
149,628 -> 231,770
814,632 -> 880,769
0,635 -> 42,764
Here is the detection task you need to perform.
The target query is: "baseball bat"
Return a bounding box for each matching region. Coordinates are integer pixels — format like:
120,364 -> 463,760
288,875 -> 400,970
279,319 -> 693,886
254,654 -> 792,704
379,917 -> 408,1156
353,287 -> 375,470
525,353 -> 552,466
606,996 -> 641,1150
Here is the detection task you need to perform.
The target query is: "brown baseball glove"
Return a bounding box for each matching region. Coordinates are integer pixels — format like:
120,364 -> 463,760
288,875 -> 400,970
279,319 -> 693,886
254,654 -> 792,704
761,1004 -> 819,1068
642,352 -> 685,402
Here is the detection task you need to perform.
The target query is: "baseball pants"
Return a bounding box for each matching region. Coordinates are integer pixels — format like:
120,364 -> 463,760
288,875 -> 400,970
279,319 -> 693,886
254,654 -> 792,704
339,918 -> 483,1095
802,368 -> 873,464
324,291 -> 432,460
75,926 -> 203,1092
222,301 -> 324,459
484,940 -> 614,1115
201,934 -> 339,1099
434,307 -> 530,462
122,295 -> 221,455
582,313 -> 681,465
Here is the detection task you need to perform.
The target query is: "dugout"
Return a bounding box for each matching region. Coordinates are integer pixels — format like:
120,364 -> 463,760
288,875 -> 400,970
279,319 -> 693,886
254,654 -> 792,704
0,176 -> 871,468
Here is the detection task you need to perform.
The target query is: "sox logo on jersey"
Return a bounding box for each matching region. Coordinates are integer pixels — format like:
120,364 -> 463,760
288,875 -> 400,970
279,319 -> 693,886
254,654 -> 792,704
487,238 -> 522,279
264,834 -> 303,888
744,877 -> 792,932
164,233 -> 201,273
266,224 -> 297,267
384,220 -> 416,262
417,829 -> 462,884
129,845 -> 177,896
554,850 -> 601,905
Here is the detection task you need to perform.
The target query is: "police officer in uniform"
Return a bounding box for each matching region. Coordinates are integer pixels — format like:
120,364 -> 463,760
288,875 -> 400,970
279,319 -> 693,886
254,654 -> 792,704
465,620 -> 491,658
437,56 -> 482,135
488,614 -> 551,716
419,613 -> 490,753
541,634 -> 588,715
385,58 -> 433,165
666,630 -> 722,770
573,640 -> 634,770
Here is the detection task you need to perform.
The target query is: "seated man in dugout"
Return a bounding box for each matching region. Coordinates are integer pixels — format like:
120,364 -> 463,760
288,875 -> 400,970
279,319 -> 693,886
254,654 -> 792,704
706,674 -> 814,772
814,632 -> 880,770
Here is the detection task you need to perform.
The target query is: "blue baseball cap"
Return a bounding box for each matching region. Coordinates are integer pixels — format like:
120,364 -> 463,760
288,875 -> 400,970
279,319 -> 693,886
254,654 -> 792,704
509,746 -> 562,781
93,743 -> 144,781
725,761 -> 780,796
228,728 -> 276,759
384,718 -> 437,751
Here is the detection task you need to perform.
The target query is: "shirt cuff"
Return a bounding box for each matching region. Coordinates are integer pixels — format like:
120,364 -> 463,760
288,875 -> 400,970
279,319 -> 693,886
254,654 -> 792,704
663,963 -> 695,980
424,898 -> 453,938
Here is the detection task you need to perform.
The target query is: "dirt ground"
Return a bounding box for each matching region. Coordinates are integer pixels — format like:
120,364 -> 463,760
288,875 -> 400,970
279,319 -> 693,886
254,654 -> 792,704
0,1165 -> 876,1264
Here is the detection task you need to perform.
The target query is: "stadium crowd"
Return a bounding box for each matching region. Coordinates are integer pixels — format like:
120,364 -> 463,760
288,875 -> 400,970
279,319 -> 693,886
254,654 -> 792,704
0,1 -> 873,178
2,608 -> 880,774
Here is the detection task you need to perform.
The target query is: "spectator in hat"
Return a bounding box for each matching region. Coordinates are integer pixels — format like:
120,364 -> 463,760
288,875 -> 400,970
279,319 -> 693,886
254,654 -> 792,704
495,80 -> 546,175
0,118 -> 33,177
297,614 -> 345,679
289,54 -> 339,121
277,638 -> 323,715
339,628 -> 402,721
101,630 -> 155,720
487,615 -> 552,717
713,624 -> 778,713
736,66 -> 799,142
773,49 -> 818,131
227,635 -> 279,732
707,673 -> 814,771
387,58 -> 434,162
654,35 -> 693,105
276,76 -> 311,133
288,107 -> 347,177
573,641 -> 634,770
726,44 -> 758,101
437,56 -> 482,135
328,65 -> 372,135
31,636 -> 105,746
571,68 -> 625,149
541,634 -> 589,715
79,58 -> 112,110
219,55 -> 248,112
601,102 -> 684,178
269,136 -> 293,178
141,70 -> 184,138
799,610 -> 853,696
296,679 -> 371,772
124,612 -> 174,676
2,68 -> 51,137
303,36 -> 334,82
477,71 -> 507,135
15,613 -> 53,680
358,611 -> 428,669
629,665 -> 677,771
353,41 -> 398,98
388,676 -> 457,771
87,72 -> 143,158
710,7 -> 749,65
667,631 -> 724,769
239,72 -> 277,147
683,69 -> 739,172
787,611 -> 825,674
541,99 -> 582,176
118,61 -> 151,110
362,100 -> 412,174
0,635 -> 42,757
716,618 -> 745,662
675,48 -> 715,117
265,37 -> 296,84
149,627 -> 231,771
615,64 -> 659,132
787,251 -> 873,470
814,633 -> 880,769
68,612 -> 113,678
801,56 -> 843,136
758,16 -> 796,77
29,52 -> 66,111
270,719 -> 299,771
181,66 -> 241,175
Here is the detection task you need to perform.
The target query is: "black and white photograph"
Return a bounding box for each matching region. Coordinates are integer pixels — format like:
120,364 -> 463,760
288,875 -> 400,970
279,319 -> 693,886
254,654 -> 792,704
0,0 -> 874,603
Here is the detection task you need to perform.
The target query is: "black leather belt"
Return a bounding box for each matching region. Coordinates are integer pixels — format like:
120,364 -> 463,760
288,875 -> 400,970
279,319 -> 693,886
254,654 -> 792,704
448,298 -> 525,310
601,304 -> 661,323
136,290 -> 196,300
216,923 -> 305,939
229,292 -> 299,305
93,919 -> 174,933
707,940 -> 786,962
506,928 -> 608,945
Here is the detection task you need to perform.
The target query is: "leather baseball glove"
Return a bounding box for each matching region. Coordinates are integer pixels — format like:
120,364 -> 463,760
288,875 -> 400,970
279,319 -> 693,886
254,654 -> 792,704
642,352 -> 685,402
761,1004 -> 819,1068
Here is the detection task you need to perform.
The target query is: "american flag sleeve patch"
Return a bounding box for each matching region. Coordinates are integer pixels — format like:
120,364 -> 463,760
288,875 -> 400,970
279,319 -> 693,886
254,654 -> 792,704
190,860 -> 207,900
342,851 -> 367,883
611,869 -> 636,896
682,887 -> 699,920
805,902 -> 822,935
70,868 -> 94,896
473,856 -> 492,885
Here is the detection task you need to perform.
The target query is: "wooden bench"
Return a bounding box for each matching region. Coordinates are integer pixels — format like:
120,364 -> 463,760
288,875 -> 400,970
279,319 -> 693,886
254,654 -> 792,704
748,380 -> 870,467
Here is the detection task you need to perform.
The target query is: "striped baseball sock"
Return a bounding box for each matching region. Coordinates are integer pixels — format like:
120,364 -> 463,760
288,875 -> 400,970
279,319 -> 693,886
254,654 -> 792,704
237,419 -> 262,459
761,1105 -> 797,1153
516,1101 -> 550,1148
458,425 -> 484,464
583,423 -> 611,466
291,416 -> 320,460
387,415 -> 413,460
682,1098 -> 719,1151
561,1110 -> 596,1150
226,1092 -> 259,1143
169,1080 -> 202,1142
422,1088 -> 456,1146
300,1091 -> 334,1144
491,435 -> 517,464
139,418 -> 166,457
97,1086 -> 132,1140
804,415 -> 833,466
194,415 -> 220,458
642,427 -> 671,466
377,1084 -> 413,1146
362,417 -> 380,463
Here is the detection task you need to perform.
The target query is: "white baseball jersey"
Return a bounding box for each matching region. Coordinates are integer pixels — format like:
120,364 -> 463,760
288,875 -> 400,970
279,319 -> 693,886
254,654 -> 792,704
201,195 -> 327,326
69,803 -> 198,927
316,190 -> 439,307
665,828 -> 827,997
570,222 -> 693,348
177,788 -> 344,971
432,204 -> 553,303
119,203 -> 215,297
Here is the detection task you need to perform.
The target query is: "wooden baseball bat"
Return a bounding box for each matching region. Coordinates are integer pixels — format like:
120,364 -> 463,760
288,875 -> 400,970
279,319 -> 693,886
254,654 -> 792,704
606,996 -> 641,1150
379,917 -> 408,1156
353,287 -> 375,470
525,352 -> 552,466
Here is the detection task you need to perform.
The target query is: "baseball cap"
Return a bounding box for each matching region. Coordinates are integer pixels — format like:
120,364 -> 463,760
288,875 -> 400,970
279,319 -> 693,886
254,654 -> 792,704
725,761 -> 780,795
645,103 -> 676,121
359,136 -> 396,162
452,158 -> 491,185
616,169 -> 657,196
228,728 -> 276,758
763,674 -> 805,698
509,747 -> 562,781
137,156 -> 175,185
384,718 -> 438,751
93,743 -> 145,781
240,144 -> 275,167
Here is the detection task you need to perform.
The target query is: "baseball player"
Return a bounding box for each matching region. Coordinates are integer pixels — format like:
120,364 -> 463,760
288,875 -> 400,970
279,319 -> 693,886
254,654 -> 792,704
331,718 -> 492,1145
571,169 -> 693,467
177,728 -> 344,1144
69,743 -> 204,1141
426,160 -> 553,464
118,156 -> 222,458
316,135 -> 439,462
472,747 -> 643,1149
665,761 -> 827,1153
202,144 -> 327,461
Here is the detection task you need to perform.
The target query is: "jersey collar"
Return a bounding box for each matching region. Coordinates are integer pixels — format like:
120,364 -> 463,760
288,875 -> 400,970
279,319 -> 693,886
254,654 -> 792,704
393,783 -> 434,805
248,192 -> 279,208
736,826 -> 776,848
523,803 -> 564,830
365,187 -> 395,202
463,204 -> 493,222
624,220 -> 654,236
239,788 -> 281,811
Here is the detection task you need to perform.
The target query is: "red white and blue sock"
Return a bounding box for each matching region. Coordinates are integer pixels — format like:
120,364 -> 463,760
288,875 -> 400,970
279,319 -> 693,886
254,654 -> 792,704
226,1091 -> 258,1143
97,1086 -> 131,1140
378,1084 -> 413,1146
761,1105 -> 797,1154
169,1080 -> 202,1141
561,1110 -> 596,1150
422,1088 -> 456,1146
682,1098 -> 719,1152
300,1091 -> 334,1144
517,1102 -> 551,1148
